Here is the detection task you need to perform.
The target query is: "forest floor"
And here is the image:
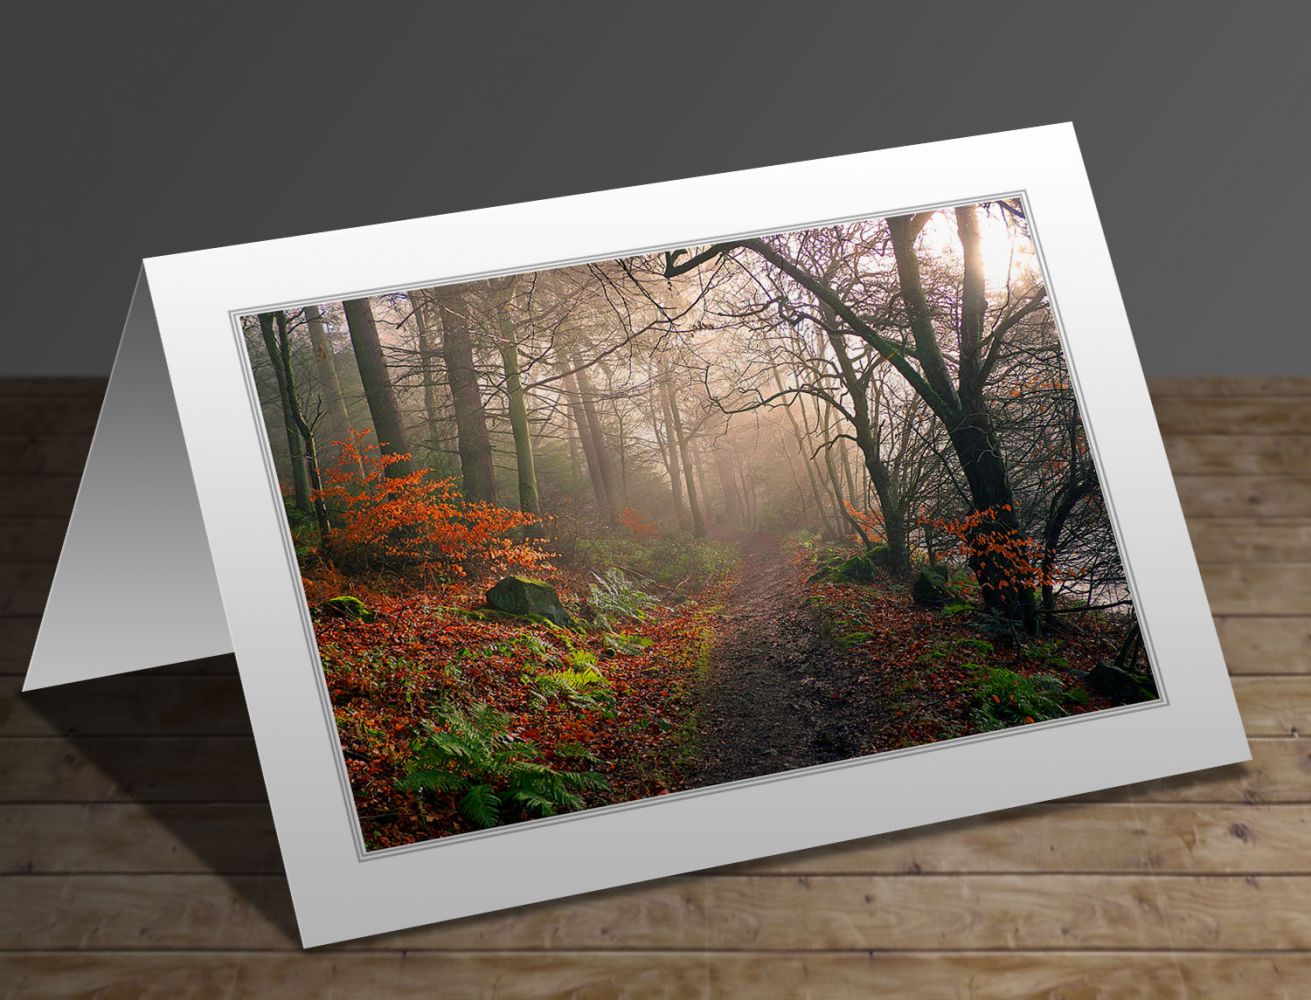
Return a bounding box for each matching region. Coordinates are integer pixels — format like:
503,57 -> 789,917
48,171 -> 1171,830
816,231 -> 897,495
692,533 -> 888,785
309,528 -> 1152,849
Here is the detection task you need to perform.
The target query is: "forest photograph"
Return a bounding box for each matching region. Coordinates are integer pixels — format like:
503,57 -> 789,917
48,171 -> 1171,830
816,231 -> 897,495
239,198 -> 1158,852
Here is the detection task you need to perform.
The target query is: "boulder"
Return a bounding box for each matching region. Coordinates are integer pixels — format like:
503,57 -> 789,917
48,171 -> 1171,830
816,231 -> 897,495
911,566 -> 952,607
320,595 -> 377,622
808,552 -> 880,584
486,576 -> 576,628
866,543 -> 893,569
1085,660 -> 1158,703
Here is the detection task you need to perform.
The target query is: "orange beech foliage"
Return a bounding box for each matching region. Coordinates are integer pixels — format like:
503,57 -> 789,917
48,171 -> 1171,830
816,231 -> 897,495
620,506 -> 661,538
925,504 -> 1064,596
314,431 -> 550,576
843,501 -> 885,543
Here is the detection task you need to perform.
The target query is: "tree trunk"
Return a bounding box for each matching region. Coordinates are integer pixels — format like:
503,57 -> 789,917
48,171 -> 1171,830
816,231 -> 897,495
559,364 -> 611,522
303,304 -> 361,477
431,286 -> 496,502
663,374 -> 705,537
570,349 -> 621,526
655,384 -> 690,529
825,328 -> 912,578
407,292 -> 444,452
491,281 -> 539,515
887,209 -> 1035,628
271,312 -> 331,536
819,402 -> 873,550
1041,474 -> 1097,612
714,445 -> 744,527
690,438 -> 712,529
771,370 -> 837,538
341,297 -> 413,478
257,313 -> 310,514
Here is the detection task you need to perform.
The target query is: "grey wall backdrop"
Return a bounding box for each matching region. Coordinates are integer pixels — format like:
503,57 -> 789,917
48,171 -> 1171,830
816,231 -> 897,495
6,3 -> 1308,376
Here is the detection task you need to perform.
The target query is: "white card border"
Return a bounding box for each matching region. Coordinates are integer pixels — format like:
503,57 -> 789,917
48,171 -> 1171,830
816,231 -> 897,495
143,123 -> 1247,947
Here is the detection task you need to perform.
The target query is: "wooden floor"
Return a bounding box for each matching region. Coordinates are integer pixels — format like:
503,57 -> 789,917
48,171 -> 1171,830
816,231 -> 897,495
1,377 -> 1309,998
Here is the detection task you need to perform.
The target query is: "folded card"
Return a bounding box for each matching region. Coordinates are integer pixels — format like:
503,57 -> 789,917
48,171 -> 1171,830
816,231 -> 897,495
26,124 -> 1247,947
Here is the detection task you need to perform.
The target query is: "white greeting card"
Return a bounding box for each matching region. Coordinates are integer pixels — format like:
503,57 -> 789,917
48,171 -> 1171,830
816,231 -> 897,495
26,124 -> 1247,947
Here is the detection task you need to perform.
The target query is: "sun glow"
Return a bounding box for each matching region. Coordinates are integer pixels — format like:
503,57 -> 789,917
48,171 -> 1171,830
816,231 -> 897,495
920,205 -> 1040,293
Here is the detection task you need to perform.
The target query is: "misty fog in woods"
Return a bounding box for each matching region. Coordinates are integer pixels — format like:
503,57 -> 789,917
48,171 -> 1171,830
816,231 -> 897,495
242,199 -> 1155,850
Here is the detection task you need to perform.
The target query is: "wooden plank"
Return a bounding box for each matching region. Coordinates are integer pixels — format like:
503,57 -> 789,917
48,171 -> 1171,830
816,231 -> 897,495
702,874 -> 1311,951
0,803 -> 283,874
0,874 -> 700,952
1217,617 -> 1311,674
0,522 -> 68,563
710,952 -> 1311,998
1232,677 -> 1310,737
733,803 -> 1311,876
1166,434 -> 1311,475
1148,376 -> 1311,397
1177,476 -> 1311,519
1153,396 -> 1311,435
0,618 -> 37,673
3,952 -> 1308,998
0,396 -> 102,436
6,802 -> 1310,877
0,952 -> 709,998
3,873 -> 1310,952
1189,520 -> 1311,563
0,565 -> 55,616
1,676 -> 251,737
0,737 -> 266,803
1200,563 -> 1311,616
0,378 -> 106,398
0,476 -> 79,520
0,434 -> 92,477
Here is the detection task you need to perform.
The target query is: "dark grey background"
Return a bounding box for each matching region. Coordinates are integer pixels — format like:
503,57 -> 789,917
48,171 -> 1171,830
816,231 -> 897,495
6,3 -> 1308,376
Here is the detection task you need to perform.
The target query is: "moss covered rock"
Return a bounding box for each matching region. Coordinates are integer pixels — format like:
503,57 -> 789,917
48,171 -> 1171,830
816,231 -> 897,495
486,577 -> 577,629
321,595 -> 377,622
911,566 -> 952,607
1085,660 -> 1158,702
808,552 -> 881,585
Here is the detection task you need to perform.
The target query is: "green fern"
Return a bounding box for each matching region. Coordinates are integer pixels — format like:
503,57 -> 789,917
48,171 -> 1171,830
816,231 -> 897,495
967,665 -> 1067,732
529,666 -> 616,716
587,569 -> 658,628
398,703 -> 609,829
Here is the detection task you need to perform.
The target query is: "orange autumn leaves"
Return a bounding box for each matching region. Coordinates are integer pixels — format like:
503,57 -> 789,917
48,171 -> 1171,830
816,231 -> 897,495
314,431 -> 550,577
843,501 -> 885,542
927,503 -> 1065,596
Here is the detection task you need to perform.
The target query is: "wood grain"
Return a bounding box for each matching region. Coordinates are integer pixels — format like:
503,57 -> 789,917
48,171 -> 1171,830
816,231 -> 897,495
1147,376 -> 1311,397
1189,520 -> 1311,562
1166,434 -> 1311,476
0,675 -> 252,737
1216,617 -> 1311,674
2,375 -> 1309,996
2,873 -> 1309,952
1,952 -> 1308,998
1176,476 -> 1311,519
1200,563 -> 1311,615
1152,396 -> 1311,435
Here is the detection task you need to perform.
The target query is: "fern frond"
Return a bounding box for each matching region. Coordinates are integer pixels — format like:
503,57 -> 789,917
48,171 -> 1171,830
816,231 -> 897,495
460,784 -> 502,828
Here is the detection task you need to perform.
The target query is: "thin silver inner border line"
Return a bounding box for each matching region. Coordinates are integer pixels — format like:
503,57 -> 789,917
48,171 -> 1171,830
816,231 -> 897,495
225,186 -> 1168,865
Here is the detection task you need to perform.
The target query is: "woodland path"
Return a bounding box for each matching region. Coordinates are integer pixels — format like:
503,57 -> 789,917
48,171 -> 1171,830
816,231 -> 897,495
691,532 -> 890,786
